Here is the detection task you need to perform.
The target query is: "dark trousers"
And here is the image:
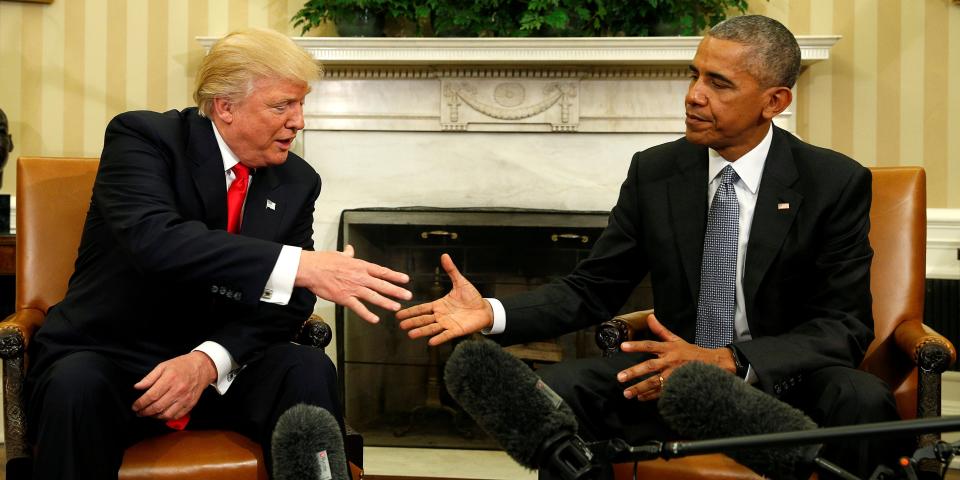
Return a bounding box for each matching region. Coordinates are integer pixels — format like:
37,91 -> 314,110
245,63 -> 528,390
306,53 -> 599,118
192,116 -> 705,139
25,343 -> 341,480
536,351 -> 906,480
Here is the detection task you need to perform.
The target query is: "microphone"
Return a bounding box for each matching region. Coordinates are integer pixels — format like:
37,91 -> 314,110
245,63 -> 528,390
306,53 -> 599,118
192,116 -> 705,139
444,338 -> 602,479
272,403 -> 348,480
657,361 -> 819,479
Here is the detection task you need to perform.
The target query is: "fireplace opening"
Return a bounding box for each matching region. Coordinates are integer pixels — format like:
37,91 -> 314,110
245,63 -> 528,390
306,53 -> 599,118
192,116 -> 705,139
336,207 -> 651,449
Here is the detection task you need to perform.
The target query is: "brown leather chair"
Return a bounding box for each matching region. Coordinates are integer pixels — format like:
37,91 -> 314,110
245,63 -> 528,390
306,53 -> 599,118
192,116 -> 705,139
0,157 -> 363,480
594,166 -> 956,479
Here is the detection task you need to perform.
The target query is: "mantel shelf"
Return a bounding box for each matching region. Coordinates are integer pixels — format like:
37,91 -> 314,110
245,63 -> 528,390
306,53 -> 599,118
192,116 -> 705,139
196,35 -> 839,66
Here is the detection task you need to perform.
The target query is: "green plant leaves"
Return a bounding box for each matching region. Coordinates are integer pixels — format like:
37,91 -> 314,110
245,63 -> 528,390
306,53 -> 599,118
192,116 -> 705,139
291,0 -> 752,37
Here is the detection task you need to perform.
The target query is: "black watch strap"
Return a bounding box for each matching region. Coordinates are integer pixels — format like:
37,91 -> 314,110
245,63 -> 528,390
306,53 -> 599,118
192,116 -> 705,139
727,345 -> 748,378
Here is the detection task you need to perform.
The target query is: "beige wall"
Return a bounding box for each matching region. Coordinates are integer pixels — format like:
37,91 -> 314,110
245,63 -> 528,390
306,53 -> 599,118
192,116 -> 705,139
753,0 -> 960,208
0,0 -> 313,196
1,0 -> 959,206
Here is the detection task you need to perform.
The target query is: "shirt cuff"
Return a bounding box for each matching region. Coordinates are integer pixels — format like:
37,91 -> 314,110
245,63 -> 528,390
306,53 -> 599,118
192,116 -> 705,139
193,341 -> 240,395
483,298 -> 506,335
744,364 -> 758,384
262,245 -> 301,305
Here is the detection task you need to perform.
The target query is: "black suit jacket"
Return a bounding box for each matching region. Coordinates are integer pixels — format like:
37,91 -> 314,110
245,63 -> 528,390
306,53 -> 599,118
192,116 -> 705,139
29,108 -> 321,378
498,126 -> 874,398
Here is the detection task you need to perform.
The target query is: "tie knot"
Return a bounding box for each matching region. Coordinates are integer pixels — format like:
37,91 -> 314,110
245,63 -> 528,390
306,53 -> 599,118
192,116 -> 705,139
720,165 -> 739,185
232,163 -> 250,180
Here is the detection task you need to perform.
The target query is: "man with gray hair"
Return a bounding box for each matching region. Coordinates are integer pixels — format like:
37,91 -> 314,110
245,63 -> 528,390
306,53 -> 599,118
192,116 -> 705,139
24,28 -> 411,479
398,15 -> 902,477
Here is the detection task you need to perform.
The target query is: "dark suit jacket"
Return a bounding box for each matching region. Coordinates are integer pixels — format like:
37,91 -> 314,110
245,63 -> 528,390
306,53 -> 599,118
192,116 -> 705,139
29,107 -> 321,379
498,126 -> 874,399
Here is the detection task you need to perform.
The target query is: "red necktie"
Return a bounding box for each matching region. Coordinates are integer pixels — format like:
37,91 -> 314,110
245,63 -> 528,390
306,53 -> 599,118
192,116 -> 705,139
226,164 -> 250,233
166,415 -> 190,431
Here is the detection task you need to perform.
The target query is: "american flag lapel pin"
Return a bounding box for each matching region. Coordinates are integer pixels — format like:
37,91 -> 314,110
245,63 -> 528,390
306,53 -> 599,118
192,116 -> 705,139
777,202 -> 790,210
266,199 -> 276,211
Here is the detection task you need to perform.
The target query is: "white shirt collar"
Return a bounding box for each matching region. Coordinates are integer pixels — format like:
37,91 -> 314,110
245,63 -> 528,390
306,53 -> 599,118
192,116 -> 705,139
707,124 -> 773,195
211,120 -> 241,173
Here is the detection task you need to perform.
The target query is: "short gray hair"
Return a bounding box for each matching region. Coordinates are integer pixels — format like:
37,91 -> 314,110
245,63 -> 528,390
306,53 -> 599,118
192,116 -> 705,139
708,15 -> 801,88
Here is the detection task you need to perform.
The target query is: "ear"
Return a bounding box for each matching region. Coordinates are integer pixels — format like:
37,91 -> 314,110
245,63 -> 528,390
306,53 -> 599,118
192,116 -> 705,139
211,97 -> 235,124
761,86 -> 793,121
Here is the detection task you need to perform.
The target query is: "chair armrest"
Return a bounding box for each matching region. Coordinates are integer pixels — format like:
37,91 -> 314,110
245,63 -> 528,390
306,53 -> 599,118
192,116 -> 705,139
0,309 -> 46,478
891,321 -> 956,423
0,308 -> 46,360
892,321 -> 956,374
296,314 -> 333,349
595,309 -> 654,356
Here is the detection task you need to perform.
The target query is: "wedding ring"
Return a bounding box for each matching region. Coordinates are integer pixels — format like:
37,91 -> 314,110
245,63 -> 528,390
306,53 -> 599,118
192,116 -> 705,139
657,375 -> 665,390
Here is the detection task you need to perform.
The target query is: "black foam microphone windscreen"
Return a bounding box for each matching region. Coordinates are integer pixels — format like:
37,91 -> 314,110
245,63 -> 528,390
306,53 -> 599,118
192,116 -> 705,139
658,361 -> 818,478
272,403 -> 348,480
444,338 -> 582,470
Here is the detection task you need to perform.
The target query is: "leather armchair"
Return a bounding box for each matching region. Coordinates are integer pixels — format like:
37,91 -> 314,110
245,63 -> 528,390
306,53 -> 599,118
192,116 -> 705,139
594,167 -> 956,479
0,157 -> 362,480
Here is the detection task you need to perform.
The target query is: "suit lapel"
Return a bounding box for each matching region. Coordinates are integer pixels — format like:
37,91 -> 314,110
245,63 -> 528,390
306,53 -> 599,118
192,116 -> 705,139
185,112 -> 229,230
240,166 -> 284,240
668,142 -> 709,300
743,127 -> 802,310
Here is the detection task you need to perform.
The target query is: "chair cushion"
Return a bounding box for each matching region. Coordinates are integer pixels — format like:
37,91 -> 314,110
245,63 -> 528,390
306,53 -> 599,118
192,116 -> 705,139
119,430 -> 267,480
614,455 -> 763,480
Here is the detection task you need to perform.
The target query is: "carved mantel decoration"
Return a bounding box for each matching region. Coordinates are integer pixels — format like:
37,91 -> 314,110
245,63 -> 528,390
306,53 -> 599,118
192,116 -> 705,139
441,77 -> 579,131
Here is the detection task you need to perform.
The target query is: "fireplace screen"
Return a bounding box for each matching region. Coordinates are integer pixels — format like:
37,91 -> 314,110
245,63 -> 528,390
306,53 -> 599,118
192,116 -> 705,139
336,207 -> 650,449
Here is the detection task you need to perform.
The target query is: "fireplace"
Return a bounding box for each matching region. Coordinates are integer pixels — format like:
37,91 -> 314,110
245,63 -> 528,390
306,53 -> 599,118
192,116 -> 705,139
336,207 -> 650,448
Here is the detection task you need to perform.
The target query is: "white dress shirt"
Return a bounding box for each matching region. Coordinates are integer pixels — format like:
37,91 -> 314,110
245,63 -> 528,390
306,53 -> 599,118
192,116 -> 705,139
192,122 -> 303,394
485,125 -> 774,381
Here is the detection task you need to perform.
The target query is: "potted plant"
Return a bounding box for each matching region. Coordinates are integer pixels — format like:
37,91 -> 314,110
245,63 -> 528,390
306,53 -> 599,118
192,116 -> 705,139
292,0 -> 434,36
292,0 -> 751,37
293,0 -> 386,37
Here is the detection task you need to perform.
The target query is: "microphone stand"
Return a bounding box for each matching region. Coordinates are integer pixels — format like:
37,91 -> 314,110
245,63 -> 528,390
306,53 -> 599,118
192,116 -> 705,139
587,416 -> 960,480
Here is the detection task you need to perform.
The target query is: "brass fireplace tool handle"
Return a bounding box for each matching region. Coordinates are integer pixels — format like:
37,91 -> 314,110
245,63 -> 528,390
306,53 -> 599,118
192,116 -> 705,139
421,230 -> 459,240
551,233 -> 589,243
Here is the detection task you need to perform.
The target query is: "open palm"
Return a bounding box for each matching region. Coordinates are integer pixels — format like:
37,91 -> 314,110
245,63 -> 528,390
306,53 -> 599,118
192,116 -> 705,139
396,254 -> 494,346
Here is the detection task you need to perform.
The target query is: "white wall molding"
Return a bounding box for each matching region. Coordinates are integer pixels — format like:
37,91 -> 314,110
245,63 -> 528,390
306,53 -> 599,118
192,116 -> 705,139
197,35 -> 840,66
928,209 -> 960,280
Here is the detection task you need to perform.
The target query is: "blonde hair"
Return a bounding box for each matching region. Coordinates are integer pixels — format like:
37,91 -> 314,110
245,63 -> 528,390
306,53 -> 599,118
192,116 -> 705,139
194,28 -> 322,117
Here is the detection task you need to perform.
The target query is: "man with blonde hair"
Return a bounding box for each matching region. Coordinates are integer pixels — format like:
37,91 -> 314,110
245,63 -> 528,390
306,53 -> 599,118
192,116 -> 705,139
25,28 -> 410,479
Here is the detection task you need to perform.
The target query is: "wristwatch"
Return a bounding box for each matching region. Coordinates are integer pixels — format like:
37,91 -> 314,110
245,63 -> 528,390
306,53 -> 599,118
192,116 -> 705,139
727,345 -> 749,378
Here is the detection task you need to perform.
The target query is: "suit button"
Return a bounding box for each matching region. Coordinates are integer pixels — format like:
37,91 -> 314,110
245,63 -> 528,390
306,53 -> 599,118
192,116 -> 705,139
235,292 -> 242,301
774,385 -> 782,394
211,285 -> 218,293
219,286 -> 227,295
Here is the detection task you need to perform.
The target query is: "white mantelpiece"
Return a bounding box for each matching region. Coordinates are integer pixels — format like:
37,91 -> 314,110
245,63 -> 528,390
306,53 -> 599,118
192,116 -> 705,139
197,36 -> 840,365
282,36 -> 839,65
199,36 -> 839,65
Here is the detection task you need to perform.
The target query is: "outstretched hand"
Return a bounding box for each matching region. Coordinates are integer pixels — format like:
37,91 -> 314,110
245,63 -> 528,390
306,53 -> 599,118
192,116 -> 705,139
617,313 -> 736,401
297,244 -> 412,324
396,254 -> 494,346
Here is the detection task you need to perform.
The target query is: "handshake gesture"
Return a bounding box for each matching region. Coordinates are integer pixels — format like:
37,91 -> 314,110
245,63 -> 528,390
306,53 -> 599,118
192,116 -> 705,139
395,253 -> 495,345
